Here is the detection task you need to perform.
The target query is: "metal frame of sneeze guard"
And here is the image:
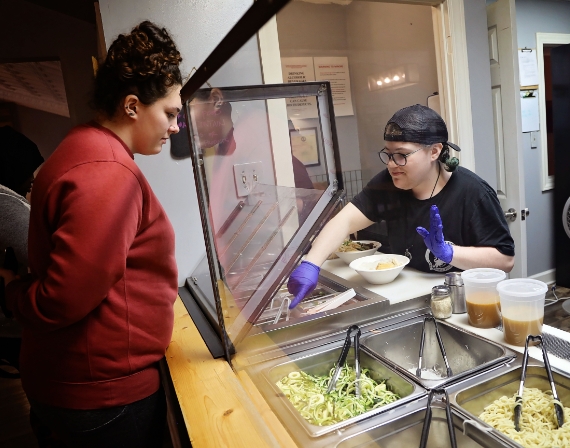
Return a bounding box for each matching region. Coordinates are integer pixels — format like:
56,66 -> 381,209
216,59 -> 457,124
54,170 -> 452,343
184,82 -> 345,363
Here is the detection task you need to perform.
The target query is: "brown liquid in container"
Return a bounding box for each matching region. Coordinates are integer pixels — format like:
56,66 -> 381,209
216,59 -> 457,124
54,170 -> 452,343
503,316 -> 544,346
466,291 -> 501,328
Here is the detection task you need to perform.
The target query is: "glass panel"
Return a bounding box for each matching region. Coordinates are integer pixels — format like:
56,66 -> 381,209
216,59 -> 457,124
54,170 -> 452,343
185,82 -> 343,347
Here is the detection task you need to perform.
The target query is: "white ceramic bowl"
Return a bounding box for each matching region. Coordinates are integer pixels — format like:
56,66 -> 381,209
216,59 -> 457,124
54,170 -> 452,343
349,254 -> 410,284
334,240 -> 381,264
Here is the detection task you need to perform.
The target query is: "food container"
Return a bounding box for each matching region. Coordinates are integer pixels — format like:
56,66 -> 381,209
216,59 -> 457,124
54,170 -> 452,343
334,240 -> 381,264
259,345 -> 424,438
497,278 -> 548,346
462,268 -> 506,328
431,285 -> 452,319
349,254 -> 410,285
362,317 -> 516,389
336,400 -> 506,448
449,360 -> 570,448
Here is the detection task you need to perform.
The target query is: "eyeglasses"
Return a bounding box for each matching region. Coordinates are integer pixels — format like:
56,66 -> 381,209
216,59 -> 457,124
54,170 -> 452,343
378,146 -> 424,166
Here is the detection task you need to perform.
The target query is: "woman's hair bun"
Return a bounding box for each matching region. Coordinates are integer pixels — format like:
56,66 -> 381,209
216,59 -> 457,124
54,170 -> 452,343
92,21 -> 183,117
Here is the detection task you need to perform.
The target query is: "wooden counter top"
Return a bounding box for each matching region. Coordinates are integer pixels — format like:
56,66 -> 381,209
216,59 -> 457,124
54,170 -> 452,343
165,298 -> 297,448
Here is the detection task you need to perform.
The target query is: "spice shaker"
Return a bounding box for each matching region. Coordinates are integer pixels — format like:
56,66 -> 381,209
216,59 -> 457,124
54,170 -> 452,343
444,272 -> 466,314
431,285 -> 452,319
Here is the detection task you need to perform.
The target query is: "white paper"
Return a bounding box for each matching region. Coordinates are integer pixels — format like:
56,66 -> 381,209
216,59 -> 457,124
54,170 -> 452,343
281,57 -> 318,119
518,50 -> 539,87
314,57 -> 354,116
520,93 -> 540,133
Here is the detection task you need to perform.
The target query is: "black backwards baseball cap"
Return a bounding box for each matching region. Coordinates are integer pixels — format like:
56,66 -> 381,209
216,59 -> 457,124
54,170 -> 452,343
384,104 -> 461,153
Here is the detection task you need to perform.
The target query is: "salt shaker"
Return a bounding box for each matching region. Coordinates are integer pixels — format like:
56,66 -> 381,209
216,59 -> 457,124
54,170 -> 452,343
444,272 -> 467,314
431,285 -> 452,319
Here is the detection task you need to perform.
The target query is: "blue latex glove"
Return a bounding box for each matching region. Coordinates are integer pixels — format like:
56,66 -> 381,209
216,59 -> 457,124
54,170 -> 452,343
287,261 -> 320,309
416,205 -> 454,264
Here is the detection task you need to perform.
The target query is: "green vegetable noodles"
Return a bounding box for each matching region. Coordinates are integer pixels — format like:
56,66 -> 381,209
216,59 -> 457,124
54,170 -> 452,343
276,364 -> 401,426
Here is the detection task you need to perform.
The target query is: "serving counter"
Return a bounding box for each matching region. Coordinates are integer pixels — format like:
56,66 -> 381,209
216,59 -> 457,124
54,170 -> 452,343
166,263 -> 570,448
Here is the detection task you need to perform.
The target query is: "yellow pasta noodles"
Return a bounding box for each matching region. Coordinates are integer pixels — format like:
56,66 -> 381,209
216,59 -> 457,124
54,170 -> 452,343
479,387 -> 570,448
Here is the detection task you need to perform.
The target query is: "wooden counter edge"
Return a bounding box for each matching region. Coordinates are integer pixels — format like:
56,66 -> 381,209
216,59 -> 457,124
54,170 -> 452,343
165,297 -> 297,448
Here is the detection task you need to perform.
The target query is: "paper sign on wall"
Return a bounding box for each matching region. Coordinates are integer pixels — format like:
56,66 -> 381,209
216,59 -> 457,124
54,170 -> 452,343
281,57 -> 318,119
520,92 -> 539,133
314,57 -> 354,116
518,49 -> 539,87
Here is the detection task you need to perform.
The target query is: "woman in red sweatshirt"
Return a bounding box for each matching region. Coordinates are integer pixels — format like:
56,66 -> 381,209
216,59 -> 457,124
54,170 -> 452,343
0,21 -> 181,447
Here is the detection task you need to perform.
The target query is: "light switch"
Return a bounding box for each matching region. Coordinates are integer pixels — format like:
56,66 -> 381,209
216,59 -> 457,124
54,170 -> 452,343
530,131 -> 538,149
233,161 -> 263,197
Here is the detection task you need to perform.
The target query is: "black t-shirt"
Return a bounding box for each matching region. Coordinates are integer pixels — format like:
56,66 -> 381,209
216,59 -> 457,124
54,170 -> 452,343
351,166 -> 515,273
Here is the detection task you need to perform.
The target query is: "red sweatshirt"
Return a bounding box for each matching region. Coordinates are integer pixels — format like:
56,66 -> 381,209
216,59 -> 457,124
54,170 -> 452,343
6,123 -> 178,409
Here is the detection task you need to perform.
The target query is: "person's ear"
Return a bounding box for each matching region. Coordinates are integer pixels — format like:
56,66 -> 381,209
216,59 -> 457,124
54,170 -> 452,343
431,143 -> 443,161
124,95 -> 140,118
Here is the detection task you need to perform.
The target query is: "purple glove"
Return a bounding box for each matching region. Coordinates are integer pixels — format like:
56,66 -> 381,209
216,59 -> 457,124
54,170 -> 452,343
287,261 -> 320,309
416,205 -> 454,264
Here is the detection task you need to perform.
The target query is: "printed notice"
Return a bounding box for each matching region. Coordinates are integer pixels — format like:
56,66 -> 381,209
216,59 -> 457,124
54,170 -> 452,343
518,49 -> 539,87
314,57 -> 354,116
281,57 -> 318,119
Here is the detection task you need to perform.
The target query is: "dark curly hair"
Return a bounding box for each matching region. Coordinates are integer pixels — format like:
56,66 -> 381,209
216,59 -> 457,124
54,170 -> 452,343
92,21 -> 182,118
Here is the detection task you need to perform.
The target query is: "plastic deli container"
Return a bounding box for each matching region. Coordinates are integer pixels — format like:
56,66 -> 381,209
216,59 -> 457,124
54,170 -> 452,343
461,268 -> 506,328
497,279 -> 548,346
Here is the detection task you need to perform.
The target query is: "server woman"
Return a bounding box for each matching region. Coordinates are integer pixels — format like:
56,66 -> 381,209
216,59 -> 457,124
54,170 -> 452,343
0,21 -> 182,447
288,105 -> 515,308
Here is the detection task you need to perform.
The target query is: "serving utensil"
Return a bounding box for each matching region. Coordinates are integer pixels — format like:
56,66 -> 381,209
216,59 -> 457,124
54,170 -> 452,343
416,316 -> 453,378
514,334 -> 564,431
327,325 -> 361,397
419,388 -> 457,448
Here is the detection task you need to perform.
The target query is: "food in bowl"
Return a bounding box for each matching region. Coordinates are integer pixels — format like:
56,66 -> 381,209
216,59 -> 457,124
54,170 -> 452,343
334,240 -> 381,265
349,254 -> 410,285
479,387 -> 570,448
375,259 -> 401,270
337,240 -> 377,252
276,364 -> 400,426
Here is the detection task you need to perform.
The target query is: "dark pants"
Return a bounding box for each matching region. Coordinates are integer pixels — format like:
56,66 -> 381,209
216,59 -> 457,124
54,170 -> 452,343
29,387 -> 166,448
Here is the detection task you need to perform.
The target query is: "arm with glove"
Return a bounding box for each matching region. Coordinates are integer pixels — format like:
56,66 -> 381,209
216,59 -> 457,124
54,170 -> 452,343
287,203 -> 374,308
416,205 -> 514,272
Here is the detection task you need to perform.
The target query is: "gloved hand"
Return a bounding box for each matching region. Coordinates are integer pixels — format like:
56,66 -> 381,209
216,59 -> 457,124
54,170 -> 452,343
416,205 -> 454,264
287,261 -> 320,309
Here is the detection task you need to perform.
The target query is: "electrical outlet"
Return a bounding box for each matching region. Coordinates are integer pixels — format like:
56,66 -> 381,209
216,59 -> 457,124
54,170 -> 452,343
530,131 -> 538,149
233,162 -> 263,197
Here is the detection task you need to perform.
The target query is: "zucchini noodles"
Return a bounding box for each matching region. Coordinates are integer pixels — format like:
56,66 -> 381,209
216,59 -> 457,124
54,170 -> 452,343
337,240 -> 377,252
276,364 -> 400,426
479,387 -> 570,448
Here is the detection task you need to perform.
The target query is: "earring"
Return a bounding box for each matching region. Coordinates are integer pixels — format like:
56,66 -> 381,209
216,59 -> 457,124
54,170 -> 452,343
129,113 -> 134,116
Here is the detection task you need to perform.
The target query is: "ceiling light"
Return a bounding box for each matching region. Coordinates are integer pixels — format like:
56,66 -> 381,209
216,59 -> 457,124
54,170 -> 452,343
393,75 -> 400,81
376,80 -> 383,86
384,77 -> 391,83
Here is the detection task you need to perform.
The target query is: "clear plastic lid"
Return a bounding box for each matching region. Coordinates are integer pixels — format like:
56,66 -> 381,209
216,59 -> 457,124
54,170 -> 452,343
496,279 -> 548,297
461,268 -> 506,285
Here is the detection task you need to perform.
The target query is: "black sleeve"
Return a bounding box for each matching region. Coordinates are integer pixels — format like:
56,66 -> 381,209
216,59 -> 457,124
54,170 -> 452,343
351,170 -> 392,222
466,191 -> 515,256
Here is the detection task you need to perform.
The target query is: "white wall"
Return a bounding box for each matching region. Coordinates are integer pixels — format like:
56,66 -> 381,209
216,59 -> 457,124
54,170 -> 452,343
346,2 -> 439,184
515,0 -> 570,276
277,2 -> 361,177
98,0 -> 261,286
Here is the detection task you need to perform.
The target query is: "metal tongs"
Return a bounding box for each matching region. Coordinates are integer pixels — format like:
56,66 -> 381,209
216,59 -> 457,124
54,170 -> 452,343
416,316 -> 453,378
327,325 -> 362,397
419,388 -> 457,448
513,334 -> 564,431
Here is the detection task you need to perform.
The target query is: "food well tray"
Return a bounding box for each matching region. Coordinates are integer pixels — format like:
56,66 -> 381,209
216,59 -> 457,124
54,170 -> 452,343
336,403 -> 506,448
448,359 -> 570,448
256,344 -> 425,438
362,318 -> 516,389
